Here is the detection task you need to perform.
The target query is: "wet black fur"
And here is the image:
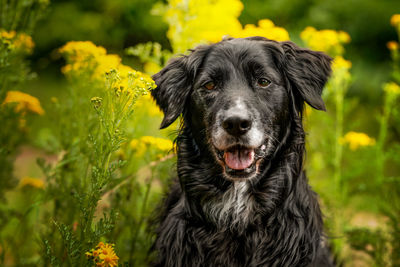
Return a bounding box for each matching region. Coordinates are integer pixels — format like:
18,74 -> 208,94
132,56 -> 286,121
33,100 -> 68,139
150,37 -> 334,267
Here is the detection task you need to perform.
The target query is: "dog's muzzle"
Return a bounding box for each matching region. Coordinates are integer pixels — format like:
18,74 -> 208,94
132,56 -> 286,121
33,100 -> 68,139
212,112 -> 268,179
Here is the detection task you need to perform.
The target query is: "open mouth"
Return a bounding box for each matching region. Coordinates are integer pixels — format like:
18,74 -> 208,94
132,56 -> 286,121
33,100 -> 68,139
215,144 -> 266,180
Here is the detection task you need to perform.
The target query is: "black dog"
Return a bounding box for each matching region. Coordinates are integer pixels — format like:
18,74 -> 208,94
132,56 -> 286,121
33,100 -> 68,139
150,37 -> 334,267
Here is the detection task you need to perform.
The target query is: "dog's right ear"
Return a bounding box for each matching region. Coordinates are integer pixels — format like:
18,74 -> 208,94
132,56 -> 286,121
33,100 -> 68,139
152,46 -> 209,129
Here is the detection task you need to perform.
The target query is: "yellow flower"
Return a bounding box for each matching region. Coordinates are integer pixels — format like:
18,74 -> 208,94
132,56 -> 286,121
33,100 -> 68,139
59,41 -> 107,59
383,82 -> 400,95
14,33 -> 35,54
129,139 -> 145,156
300,26 -> 350,57
234,19 -> 290,41
19,177 -> 45,189
338,31 -> 351,43
162,0 -> 290,53
59,41 -> 108,78
0,29 -> 16,39
130,136 -> 174,158
340,131 -> 376,151
95,54 -> 121,78
390,14 -> 400,27
3,91 -> 45,115
86,242 -> 119,267
0,30 -> 34,54
387,41 -> 399,51
163,0 -> 244,53
59,41 -> 156,96
332,56 -> 352,71
140,136 -> 174,152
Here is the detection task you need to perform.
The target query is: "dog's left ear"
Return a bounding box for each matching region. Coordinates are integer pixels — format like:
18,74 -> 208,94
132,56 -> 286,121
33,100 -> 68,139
281,41 -> 332,111
152,45 -> 209,129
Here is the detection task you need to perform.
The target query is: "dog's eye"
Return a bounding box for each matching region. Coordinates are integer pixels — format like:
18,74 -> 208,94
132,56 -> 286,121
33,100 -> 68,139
203,81 -> 216,90
257,78 -> 271,87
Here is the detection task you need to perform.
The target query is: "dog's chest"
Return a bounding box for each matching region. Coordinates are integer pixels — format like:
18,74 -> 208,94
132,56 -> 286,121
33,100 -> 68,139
203,181 -> 254,228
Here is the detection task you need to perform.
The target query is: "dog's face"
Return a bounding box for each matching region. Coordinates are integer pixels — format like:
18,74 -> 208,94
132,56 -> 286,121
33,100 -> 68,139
191,39 -> 291,180
152,37 -> 331,181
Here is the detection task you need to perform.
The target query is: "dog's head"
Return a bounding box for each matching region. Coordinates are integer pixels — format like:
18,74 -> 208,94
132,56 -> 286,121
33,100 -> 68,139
152,37 -> 331,181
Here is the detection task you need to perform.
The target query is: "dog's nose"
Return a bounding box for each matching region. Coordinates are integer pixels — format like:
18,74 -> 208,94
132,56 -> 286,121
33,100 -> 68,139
222,115 -> 252,136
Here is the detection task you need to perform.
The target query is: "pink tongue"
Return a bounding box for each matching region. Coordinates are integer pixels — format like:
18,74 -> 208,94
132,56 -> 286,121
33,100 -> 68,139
224,149 -> 255,170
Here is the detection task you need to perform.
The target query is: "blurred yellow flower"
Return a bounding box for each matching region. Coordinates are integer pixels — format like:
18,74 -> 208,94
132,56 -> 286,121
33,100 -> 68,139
59,41 -> 106,59
14,33 -> 35,54
129,139 -> 144,155
163,0 -> 290,53
96,54 -> 121,77
60,41 -> 156,96
0,29 -> 16,39
332,56 -> 352,71
3,90 -> 45,115
0,30 -> 34,54
59,41 -> 109,78
300,26 -> 350,57
387,41 -> 399,51
19,177 -> 45,189
234,19 -> 290,41
340,131 -> 376,151
130,136 -> 174,158
141,136 -> 174,151
390,14 -> 400,27
86,242 -> 119,267
383,82 -> 400,95
164,0 -> 244,53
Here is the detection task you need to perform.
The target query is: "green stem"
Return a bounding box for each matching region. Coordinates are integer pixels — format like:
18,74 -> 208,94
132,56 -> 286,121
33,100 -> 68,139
10,0 -> 21,31
376,93 -> 394,185
334,85 -> 344,200
129,170 -> 154,264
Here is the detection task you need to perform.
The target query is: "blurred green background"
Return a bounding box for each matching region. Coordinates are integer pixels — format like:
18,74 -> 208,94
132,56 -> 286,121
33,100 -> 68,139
31,0 -> 399,99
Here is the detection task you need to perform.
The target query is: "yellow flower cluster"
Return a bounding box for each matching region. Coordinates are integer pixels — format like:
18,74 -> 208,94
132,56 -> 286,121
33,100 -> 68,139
130,136 -> 174,158
300,26 -> 350,57
331,56 -> 352,71
383,82 -> 400,95
59,41 -> 156,93
19,177 -> 45,189
0,29 -> 35,54
163,0 -> 289,53
340,131 -> 376,151
164,0 -> 243,53
86,242 -> 119,267
0,30 -> 16,39
233,19 -> 290,41
391,14 -> 400,27
59,41 -> 119,79
3,90 -> 45,115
